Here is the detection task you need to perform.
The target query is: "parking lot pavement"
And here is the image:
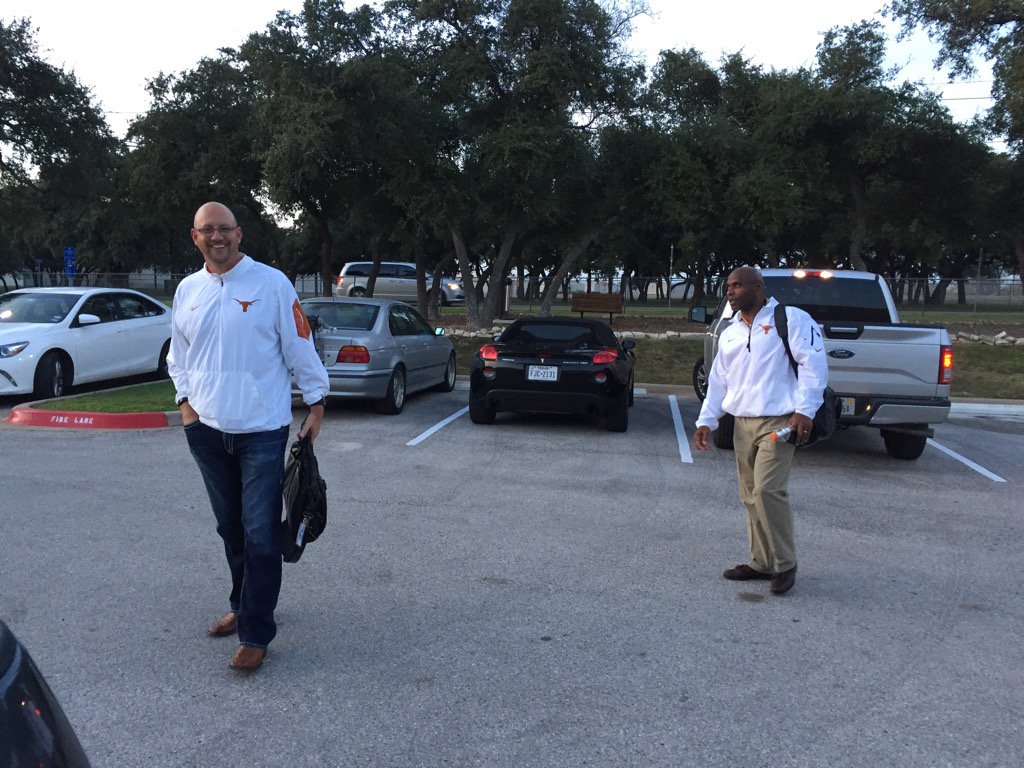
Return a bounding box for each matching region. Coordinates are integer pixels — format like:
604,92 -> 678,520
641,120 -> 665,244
2,392 -> 1022,767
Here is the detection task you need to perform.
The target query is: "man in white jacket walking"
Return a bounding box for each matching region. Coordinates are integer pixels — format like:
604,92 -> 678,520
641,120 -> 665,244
167,202 -> 329,670
693,266 -> 828,596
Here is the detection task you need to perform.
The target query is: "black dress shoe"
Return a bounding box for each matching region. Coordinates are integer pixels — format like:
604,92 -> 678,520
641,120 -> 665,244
771,565 -> 797,595
723,564 -> 773,581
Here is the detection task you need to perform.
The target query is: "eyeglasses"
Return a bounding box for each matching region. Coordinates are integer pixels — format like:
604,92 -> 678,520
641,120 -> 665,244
194,225 -> 238,236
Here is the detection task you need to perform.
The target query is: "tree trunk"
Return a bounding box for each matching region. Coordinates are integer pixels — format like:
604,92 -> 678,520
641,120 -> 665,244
848,183 -> 868,271
478,222 -> 522,327
316,216 -> 334,297
1014,231 -> 1024,289
538,227 -> 605,317
450,224 -> 480,326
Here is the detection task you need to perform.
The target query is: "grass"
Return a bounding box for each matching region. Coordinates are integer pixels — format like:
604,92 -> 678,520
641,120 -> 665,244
33,380 -> 176,412
24,339 -> 1022,413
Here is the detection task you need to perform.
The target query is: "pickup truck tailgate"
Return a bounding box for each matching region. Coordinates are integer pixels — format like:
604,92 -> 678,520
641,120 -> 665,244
823,323 -> 947,397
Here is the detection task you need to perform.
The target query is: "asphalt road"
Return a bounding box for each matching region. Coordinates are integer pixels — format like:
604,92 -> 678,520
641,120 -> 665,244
1,391 -> 1022,767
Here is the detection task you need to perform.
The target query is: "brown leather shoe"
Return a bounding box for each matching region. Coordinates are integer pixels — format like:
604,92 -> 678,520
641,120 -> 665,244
771,565 -> 798,595
207,611 -> 238,638
229,645 -> 266,671
723,564 -> 773,581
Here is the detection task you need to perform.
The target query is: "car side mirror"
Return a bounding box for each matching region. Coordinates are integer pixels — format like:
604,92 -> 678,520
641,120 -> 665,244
688,306 -> 710,324
621,340 -> 636,351
434,327 -> 445,336
76,314 -> 101,327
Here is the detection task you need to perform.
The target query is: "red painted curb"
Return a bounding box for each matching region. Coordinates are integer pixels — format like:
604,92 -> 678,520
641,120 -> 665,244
5,407 -> 170,429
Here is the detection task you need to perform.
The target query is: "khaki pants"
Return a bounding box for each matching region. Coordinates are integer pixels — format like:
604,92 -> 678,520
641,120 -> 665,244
733,415 -> 797,574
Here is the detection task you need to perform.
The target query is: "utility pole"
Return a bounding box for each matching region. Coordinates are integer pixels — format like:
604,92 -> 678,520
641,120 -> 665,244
668,243 -> 674,308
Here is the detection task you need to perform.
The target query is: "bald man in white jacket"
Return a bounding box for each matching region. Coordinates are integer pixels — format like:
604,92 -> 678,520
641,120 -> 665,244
168,202 -> 329,671
694,267 -> 829,596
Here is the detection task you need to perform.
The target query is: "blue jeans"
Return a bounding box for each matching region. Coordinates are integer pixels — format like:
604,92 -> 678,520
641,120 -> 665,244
185,421 -> 290,649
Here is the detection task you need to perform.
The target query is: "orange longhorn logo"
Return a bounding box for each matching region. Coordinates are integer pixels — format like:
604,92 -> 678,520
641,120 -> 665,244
235,299 -> 259,313
760,324 -> 773,334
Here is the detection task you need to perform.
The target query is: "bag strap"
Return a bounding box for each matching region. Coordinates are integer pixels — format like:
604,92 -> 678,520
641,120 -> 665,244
774,303 -> 799,378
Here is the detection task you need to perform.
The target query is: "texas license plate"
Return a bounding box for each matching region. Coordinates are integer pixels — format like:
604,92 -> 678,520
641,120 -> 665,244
840,397 -> 856,415
527,365 -> 559,382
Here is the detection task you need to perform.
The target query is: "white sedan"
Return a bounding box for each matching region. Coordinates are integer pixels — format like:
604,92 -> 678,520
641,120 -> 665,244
0,287 -> 172,399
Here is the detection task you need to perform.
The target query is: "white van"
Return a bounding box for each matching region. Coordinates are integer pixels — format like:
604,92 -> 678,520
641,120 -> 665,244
334,262 -> 464,305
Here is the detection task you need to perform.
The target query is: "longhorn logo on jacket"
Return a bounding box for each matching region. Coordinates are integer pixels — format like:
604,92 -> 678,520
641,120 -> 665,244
234,299 -> 259,313
760,324 -> 773,334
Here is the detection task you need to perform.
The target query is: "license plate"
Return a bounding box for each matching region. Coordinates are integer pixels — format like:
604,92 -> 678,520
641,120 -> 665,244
840,397 -> 856,415
527,365 -> 559,382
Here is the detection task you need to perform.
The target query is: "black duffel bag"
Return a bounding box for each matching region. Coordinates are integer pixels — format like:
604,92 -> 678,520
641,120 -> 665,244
282,430 -> 327,563
775,304 -> 842,447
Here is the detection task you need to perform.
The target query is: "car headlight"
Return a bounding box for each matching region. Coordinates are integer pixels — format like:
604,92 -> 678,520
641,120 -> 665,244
446,282 -> 461,290
0,341 -> 29,358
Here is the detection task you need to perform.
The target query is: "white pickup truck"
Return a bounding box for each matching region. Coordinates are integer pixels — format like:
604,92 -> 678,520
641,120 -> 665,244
690,269 -> 953,460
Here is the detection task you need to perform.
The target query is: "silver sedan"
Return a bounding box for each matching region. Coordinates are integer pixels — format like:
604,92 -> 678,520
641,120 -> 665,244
300,298 -> 456,414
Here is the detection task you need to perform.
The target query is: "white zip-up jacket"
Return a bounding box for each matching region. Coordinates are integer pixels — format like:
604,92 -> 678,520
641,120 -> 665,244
167,255 -> 329,433
696,297 -> 828,431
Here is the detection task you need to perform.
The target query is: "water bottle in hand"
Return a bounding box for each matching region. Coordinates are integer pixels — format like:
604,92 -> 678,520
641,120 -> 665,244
771,426 -> 796,443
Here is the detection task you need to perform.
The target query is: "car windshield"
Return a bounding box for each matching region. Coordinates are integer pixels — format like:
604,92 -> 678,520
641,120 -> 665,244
502,322 -> 615,348
304,302 -> 379,331
0,292 -> 79,324
763,276 -> 891,323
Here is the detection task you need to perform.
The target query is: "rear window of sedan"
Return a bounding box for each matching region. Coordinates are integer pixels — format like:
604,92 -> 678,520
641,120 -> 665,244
0,292 -> 79,324
502,322 -> 615,347
304,302 -> 379,331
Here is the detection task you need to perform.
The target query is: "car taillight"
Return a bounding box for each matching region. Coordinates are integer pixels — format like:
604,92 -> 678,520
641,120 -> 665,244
336,345 -> 370,364
480,344 -> 498,361
593,349 -> 618,364
336,275 -> 343,284
939,345 -> 953,384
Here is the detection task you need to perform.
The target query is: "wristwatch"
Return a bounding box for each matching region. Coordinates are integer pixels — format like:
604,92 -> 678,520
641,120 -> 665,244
176,396 -> 189,407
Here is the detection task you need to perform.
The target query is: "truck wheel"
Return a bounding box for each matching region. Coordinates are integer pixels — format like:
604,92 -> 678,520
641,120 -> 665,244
882,430 -> 928,460
712,413 -> 735,450
693,358 -> 707,401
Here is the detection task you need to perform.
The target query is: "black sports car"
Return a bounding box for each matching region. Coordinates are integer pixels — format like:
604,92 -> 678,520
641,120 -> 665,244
468,318 -> 636,431
0,620 -> 91,767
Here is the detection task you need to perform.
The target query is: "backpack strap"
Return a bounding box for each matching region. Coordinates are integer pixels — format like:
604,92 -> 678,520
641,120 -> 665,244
774,303 -> 799,378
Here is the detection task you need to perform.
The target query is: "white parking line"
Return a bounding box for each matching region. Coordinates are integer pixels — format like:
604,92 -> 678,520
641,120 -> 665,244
406,407 -> 469,446
668,395 -> 693,464
928,439 -> 1007,483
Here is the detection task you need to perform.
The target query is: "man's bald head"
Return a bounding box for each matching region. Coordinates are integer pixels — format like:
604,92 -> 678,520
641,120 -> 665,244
191,202 -> 243,274
193,202 -> 237,228
725,265 -> 766,318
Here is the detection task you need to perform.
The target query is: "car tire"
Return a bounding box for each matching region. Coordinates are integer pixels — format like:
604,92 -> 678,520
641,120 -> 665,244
605,395 -> 629,432
882,429 -> 928,460
469,396 -> 496,424
156,340 -> 171,378
375,366 -> 406,414
33,352 -> 70,400
627,373 -> 635,407
349,287 -> 366,298
434,353 -> 457,392
693,358 -> 707,401
712,412 -> 735,450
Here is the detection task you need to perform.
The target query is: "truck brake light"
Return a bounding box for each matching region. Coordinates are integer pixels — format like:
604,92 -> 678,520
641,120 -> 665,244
939,345 -> 953,384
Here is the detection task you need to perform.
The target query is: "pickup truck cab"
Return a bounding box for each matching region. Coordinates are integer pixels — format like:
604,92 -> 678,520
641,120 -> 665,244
690,269 -> 953,459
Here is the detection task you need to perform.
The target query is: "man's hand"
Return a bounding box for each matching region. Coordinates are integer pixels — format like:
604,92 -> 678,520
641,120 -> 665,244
786,412 -> 814,445
180,401 -> 200,426
694,425 -> 712,451
299,403 -> 324,442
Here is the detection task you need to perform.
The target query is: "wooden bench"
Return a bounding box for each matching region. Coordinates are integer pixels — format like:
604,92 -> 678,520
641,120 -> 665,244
570,292 -> 624,323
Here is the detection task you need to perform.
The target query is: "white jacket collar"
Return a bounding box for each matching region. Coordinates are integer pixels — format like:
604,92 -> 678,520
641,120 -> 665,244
203,254 -> 252,282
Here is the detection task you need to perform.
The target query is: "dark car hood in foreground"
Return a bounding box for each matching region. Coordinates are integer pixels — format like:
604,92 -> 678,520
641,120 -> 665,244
0,619 -> 92,767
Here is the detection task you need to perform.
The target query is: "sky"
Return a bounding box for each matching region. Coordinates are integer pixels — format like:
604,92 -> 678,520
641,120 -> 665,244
3,0 -> 997,139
